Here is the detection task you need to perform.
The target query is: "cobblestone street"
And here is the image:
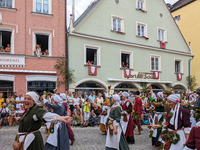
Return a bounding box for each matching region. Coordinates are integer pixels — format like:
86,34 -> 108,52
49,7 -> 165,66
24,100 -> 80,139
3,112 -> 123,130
0,125 -> 156,150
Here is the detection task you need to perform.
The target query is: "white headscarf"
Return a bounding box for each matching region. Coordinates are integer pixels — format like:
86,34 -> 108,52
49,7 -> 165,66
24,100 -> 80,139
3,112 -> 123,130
26,92 -> 39,103
113,94 -> 120,105
122,92 -> 129,98
167,94 -> 181,130
157,92 -> 164,99
53,95 -> 63,104
60,93 -> 67,100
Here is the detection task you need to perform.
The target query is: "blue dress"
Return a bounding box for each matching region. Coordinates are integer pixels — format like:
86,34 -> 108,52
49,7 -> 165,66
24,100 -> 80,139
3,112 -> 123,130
44,103 -> 70,150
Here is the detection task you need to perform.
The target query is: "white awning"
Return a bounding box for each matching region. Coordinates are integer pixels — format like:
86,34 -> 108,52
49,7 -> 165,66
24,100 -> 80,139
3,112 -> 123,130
108,78 -> 172,84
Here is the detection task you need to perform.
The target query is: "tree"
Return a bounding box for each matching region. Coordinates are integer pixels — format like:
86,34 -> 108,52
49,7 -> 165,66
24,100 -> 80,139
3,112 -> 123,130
186,76 -> 198,91
140,82 -> 149,93
54,56 -> 74,87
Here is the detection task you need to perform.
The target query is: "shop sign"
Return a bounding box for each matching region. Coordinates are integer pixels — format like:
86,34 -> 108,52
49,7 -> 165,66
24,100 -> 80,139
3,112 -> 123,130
124,71 -> 160,80
0,55 -> 25,67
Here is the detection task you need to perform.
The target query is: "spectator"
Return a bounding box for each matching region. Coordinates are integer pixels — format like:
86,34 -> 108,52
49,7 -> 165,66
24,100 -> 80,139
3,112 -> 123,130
81,93 -> 85,109
90,103 -> 100,126
72,93 -> 81,109
83,98 -> 90,127
141,96 -> 147,106
0,103 -> 9,128
86,60 -> 91,66
125,63 -> 129,69
44,49 -> 49,55
0,47 -> 5,52
74,105 -> 83,126
95,93 -> 103,108
34,44 -> 42,57
8,106 -> 18,126
0,93 -> 4,108
15,93 -> 24,110
121,62 -> 125,68
6,93 -> 15,110
89,91 -> 96,105
68,91 -> 74,114
91,60 -> 94,65
18,104 -> 25,117
72,92 -> 75,97
5,44 -> 11,52
84,91 -> 88,99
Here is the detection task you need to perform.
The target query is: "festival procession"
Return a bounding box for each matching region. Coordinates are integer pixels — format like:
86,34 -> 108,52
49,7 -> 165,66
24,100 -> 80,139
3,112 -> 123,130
1,0 -> 200,150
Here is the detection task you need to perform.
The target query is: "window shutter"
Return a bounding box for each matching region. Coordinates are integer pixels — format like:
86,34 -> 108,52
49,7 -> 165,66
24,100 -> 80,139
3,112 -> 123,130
94,50 -> 97,66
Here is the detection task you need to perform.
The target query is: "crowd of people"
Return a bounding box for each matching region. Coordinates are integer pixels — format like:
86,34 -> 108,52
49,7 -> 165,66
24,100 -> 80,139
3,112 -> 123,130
2,85 -> 200,149
34,44 -> 49,57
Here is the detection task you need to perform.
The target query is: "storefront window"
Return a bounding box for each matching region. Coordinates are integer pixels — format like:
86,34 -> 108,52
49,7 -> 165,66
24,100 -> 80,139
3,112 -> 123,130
0,80 -> 13,99
114,83 -> 137,93
27,81 -> 56,95
173,85 -> 185,92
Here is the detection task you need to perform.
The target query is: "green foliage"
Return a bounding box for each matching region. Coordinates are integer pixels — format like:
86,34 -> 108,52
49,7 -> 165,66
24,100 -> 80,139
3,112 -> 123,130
186,76 -> 198,91
54,56 -> 74,87
140,82 -> 149,93
165,83 -> 172,89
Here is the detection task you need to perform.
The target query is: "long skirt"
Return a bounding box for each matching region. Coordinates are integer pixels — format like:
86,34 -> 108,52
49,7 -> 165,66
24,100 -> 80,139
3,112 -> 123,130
105,120 -> 130,150
44,122 -> 70,150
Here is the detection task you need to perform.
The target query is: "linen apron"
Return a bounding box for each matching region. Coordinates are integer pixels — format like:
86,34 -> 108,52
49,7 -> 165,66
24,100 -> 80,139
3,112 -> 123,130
121,113 -> 130,135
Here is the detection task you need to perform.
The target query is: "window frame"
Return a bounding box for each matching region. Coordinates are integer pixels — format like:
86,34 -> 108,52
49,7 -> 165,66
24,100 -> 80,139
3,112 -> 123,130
111,15 -> 124,33
0,28 -> 14,54
84,44 -> 101,66
120,50 -> 133,69
157,27 -> 167,42
174,58 -> 183,73
0,0 -> 15,8
136,21 -> 148,37
136,0 -> 146,11
150,54 -> 161,71
32,31 -> 52,56
33,0 -> 52,14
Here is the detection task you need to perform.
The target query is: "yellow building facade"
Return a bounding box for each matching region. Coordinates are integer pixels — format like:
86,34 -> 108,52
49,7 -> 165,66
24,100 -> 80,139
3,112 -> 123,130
171,0 -> 200,88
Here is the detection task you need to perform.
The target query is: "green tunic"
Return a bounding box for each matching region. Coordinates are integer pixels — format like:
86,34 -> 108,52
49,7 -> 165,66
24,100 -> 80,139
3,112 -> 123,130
18,105 -> 46,150
106,106 -> 130,150
155,98 -> 165,112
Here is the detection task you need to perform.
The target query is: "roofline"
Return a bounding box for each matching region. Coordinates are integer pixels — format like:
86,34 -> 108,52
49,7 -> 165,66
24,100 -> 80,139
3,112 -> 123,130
162,0 -> 192,53
69,32 -> 193,57
170,0 -> 195,12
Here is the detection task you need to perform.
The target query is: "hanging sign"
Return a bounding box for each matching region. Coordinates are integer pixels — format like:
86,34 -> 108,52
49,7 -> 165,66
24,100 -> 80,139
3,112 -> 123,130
124,69 -> 131,78
89,66 -> 97,76
154,71 -> 159,79
177,73 -> 182,81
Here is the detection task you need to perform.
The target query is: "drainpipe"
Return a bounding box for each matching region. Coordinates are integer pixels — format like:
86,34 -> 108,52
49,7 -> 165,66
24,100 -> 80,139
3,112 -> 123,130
65,0 -> 69,91
188,42 -> 194,87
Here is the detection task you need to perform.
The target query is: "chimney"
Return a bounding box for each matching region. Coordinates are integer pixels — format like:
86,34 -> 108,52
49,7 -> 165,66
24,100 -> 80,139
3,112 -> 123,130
72,0 -> 75,23
69,14 -> 74,33
166,3 -> 172,10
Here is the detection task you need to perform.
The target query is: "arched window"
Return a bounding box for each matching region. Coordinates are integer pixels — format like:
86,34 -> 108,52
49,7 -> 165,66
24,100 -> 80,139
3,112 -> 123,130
114,83 -> 137,93
151,84 -> 163,91
173,85 -> 185,92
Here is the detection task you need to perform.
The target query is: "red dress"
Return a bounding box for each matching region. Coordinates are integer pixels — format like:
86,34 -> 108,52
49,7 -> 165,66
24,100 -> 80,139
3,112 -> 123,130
122,100 -> 135,143
134,97 -> 142,115
185,126 -> 200,150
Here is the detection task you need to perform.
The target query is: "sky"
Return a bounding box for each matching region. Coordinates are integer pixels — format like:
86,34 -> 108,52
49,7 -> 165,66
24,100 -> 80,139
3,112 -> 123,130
67,0 -> 179,25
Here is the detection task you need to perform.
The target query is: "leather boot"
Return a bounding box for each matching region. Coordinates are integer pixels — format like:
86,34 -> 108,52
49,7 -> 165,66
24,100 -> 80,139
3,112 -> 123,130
135,130 -> 141,135
140,127 -> 143,131
70,138 -> 75,145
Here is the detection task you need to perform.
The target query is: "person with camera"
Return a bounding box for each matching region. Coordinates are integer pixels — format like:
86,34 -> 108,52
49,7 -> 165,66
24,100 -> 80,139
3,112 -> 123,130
6,93 -> 15,110
0,103 -> 9,128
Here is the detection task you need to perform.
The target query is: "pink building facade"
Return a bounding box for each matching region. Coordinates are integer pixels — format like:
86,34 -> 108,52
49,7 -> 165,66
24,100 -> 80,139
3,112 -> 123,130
0,0 -> 66,97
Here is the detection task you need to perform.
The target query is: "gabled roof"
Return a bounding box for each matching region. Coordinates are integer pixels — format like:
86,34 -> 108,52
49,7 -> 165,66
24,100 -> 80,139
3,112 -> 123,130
170,0 -> 195,12
73,0 -> 101,28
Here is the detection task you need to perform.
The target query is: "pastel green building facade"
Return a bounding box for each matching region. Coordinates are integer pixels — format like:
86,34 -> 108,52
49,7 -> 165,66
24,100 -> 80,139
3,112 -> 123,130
68,0 -> 192,93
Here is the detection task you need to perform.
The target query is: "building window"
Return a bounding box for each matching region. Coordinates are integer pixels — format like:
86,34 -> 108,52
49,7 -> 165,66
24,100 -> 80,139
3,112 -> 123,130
136,0 -> 146,11
138,0 -> 144,10
137,24 -> 145,36
151,55 -> 161,71
34,0 -> 51,14
0,0 -> 12,8
175,59 -> 183,73
84,45 -> 101,66
33,32 -> 51,56
0,31 -> 12,53
120,50 -> 133,69
158,28 -> 167,42
111,15 -> 124,33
